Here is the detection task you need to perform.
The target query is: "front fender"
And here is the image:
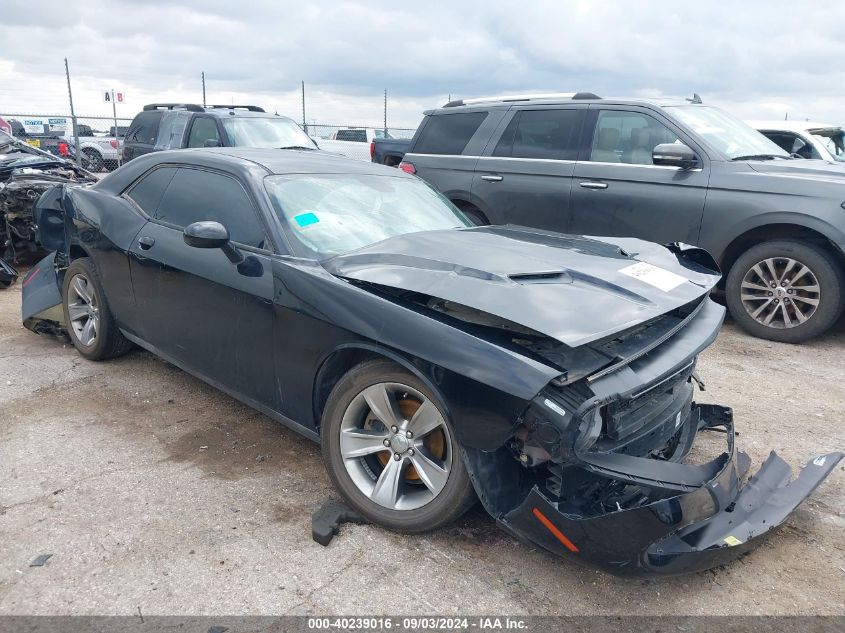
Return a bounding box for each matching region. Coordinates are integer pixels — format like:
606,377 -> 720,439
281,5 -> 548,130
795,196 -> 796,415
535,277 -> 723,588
704,209 -> 845,263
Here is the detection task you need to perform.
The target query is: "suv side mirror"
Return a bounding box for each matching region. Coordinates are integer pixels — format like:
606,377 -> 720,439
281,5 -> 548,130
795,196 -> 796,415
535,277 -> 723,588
183,221 -> 244,263
652,143 -> 699,169
791,137 -> 808,155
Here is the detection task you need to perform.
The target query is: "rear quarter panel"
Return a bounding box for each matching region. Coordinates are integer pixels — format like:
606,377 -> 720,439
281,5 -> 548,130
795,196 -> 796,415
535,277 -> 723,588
47,186 -> 148,335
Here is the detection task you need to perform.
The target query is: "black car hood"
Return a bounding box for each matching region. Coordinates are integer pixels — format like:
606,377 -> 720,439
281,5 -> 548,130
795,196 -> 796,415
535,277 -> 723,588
324,226 -> 720,347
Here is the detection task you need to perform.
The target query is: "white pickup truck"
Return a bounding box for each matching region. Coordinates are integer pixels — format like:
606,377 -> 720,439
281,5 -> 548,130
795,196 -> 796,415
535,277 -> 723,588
311,128 -> 394,161
9,116 -> 122,172
64,121 -> 122,172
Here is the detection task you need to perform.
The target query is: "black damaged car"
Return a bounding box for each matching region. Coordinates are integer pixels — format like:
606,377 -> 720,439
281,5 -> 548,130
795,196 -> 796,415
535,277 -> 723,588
21,147 -> 841,576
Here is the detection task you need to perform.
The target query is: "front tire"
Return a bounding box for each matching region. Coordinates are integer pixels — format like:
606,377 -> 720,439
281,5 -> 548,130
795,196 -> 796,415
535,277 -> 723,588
321,359 -> 475,533
726,240 -> 844,343
62,258 -> 133,360
453,202 -> 489,226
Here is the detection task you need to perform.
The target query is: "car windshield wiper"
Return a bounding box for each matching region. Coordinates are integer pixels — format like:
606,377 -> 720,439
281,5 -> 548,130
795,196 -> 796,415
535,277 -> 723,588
278,145 -> 316,151
731,153 -> 791,161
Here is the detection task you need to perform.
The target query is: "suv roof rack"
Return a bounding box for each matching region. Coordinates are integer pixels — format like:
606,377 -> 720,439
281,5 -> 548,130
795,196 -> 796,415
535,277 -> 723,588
209,105 -> 266,112
443,92 -> 601,107
143,103 -> 205,112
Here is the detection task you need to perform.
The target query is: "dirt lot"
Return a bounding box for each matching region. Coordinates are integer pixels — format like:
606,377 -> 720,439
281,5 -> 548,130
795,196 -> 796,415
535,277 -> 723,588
0,269 -> 843,616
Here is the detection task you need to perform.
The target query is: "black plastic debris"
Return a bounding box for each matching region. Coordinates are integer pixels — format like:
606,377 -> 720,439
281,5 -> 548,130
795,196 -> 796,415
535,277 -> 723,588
0,257 -> 17,289
312,499 -> 368,546
207,626 -> 228,633
30,554 -> 52,567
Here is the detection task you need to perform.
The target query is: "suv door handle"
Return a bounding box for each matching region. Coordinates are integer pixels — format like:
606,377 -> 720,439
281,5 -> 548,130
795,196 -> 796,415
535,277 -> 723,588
579,181 -> 608,190
138,236 -> 155,250
480,174 -> 503,182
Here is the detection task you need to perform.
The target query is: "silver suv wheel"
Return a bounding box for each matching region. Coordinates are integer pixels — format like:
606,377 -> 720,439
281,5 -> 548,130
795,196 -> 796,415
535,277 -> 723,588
740,257 -> 820,329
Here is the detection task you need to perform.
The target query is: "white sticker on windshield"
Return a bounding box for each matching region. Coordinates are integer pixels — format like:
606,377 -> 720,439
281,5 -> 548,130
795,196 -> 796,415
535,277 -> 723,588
619,262 -> 687,292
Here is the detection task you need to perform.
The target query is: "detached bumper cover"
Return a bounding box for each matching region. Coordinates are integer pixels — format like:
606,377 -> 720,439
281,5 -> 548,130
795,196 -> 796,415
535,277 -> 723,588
499,404 -> 842,577
21,252 -> 64,335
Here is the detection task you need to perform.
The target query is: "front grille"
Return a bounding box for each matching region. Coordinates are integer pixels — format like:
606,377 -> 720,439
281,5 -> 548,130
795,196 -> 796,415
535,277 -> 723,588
594,363 -> 695,456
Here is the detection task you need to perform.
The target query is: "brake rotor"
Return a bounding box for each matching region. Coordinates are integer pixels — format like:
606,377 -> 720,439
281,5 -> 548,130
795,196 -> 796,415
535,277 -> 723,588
374,396 -> 445,481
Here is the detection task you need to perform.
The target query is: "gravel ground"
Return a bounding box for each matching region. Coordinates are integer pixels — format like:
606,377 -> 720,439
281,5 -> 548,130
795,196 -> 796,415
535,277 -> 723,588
0,269 -> 843,616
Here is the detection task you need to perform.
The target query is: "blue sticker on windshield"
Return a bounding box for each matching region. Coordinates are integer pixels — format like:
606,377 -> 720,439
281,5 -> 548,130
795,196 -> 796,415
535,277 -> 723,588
294,212 -> 319,227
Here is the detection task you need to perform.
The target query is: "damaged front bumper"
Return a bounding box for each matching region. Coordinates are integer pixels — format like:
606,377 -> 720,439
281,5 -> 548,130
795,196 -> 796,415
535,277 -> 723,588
499,404 -> 842,576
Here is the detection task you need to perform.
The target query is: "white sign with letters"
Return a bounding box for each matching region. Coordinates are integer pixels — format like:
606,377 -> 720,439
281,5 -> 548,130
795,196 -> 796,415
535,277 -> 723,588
23,118 -> 44,134
104,91 -> 126,103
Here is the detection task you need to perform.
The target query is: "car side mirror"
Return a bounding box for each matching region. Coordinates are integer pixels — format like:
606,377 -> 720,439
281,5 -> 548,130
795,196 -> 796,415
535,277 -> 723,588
652,143 -> 699,169
183,221 -> 244,263
203,138 -> 220,148
791,137 -> 807,154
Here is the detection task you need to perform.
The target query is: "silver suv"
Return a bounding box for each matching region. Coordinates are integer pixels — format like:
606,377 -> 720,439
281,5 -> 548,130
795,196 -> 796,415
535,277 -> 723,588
401,92 -> 845,342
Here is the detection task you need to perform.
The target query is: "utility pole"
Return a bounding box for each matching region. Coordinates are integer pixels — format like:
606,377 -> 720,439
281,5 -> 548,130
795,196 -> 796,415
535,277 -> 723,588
301,81 -> 307,134
201,72 -> 207,107
64,58 -> 82,167
110,89 -> 121,166
384,89 -> 388,136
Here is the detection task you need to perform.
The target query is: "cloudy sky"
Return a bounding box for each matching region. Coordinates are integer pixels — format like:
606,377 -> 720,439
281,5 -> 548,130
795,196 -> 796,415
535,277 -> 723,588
1,1 -> 843,129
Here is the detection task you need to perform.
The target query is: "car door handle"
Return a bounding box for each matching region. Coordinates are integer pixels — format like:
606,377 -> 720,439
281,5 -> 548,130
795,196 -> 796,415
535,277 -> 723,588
579,181 -> 608,190
480,174 -> 503,182
138,236 -> 155,250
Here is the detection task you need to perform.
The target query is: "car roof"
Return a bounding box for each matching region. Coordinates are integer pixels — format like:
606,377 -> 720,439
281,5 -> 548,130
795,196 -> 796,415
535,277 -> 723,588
202,108 -> 288,119
202,147 -> 412,176
95,147 -> 412,194
748,120 -> 841,132
428,94 -> 700,113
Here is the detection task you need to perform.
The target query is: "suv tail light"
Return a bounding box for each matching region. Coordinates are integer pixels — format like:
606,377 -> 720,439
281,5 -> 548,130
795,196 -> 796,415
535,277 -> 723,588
399,161 -> 416,175
110,139 -> 119,149
58,142 -> 68,157
369,141 -> 375,159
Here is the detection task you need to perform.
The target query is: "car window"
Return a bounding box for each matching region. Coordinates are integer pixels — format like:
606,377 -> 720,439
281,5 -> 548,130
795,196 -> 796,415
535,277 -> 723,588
335,129 -> 367,142
810,128 -> 845,162
220,117 -> 316,149
413,112 -> 488,155
155,168 -> 267,248
264,174 -> 471,259
669,106 -> 788,161
187,118 -> 221,148
590,111 -> 680,164
493,109 -> 580,160
126,111 -> 162,144
125,167 -> 178,215
761,132 -> 815,158
760,132 -> 795,154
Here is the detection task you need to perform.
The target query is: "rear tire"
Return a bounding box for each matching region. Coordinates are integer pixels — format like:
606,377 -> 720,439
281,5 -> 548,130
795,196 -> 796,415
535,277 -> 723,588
62,257 -> 133,360
726,240 -> 844,343
81,148 -> 104,172
321,359 -> 476,533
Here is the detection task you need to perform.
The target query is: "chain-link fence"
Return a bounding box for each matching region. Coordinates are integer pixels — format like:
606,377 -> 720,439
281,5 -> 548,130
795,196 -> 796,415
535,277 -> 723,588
1,112 -> 418,170
1,113 -> 133,172
305,123 -> 416,161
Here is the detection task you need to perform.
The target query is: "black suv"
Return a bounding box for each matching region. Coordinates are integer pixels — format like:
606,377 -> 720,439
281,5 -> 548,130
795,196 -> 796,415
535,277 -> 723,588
400,93 -> 845,342
122,104 -> 315,162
